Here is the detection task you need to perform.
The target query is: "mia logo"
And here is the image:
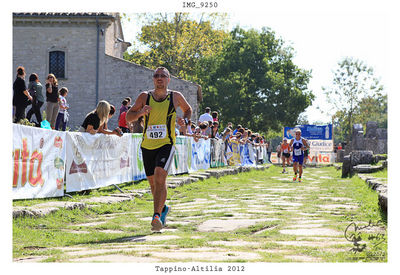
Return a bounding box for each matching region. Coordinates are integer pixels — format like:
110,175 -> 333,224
13,138 -> 44,188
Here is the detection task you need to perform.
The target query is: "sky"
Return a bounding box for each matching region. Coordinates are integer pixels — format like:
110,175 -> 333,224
120,1 -> 392,124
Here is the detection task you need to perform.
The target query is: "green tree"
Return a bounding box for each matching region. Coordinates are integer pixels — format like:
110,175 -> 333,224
196,27 -> 314,133
123,13 -> 228,80
354,94 -> 387,128
323,57 -> 384,143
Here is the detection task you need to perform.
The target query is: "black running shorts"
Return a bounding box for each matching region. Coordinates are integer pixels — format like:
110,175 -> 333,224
141,144 -> 175,176
282,152 -> 290,158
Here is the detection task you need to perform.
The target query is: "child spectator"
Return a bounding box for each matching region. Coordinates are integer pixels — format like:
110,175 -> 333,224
55,87 -> 69,131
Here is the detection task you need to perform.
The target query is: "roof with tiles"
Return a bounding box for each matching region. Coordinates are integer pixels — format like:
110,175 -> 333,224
13,12 -> 115,18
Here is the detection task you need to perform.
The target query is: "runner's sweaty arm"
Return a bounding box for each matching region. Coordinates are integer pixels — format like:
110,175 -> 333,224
126,92 -> 151,123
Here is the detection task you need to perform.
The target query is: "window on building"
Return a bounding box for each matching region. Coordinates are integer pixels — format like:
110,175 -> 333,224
49,51 -> 65,78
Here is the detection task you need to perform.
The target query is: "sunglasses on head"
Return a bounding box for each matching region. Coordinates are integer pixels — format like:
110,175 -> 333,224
153,73 -> 168,78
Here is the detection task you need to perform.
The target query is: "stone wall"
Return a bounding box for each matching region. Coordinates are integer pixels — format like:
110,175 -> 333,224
13,13 -> 200,130
13,17 -> 109,129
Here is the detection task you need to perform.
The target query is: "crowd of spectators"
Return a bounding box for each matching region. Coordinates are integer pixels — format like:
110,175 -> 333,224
177,107 -> 270,150
12,67 -> 270,159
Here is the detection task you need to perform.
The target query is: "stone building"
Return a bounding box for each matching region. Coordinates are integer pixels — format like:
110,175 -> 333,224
13,12 -> 202,129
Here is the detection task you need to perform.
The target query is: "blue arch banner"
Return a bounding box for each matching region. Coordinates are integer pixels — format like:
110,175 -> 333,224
284,124 -> 332,140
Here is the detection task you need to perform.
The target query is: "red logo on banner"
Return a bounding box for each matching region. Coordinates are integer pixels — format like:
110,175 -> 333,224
120,157 -> 130,169
69,160 -> 88,174
54,136 -> 63,148
13,138 -> 44,188
56,178 -> 63,189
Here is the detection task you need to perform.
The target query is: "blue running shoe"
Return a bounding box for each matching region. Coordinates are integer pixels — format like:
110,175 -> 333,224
151,214 -> 162,232
160,205 -> 170,226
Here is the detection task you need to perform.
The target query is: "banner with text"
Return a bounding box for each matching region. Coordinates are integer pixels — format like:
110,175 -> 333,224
65,132 -> 132,192
130,134 -> 147,181
189,138 -> 211,172
170,136 -> 191,175
284,124 -> 332,141
210,139 -> 227,168
13,125 -> 66,199
270,152 -> 335,164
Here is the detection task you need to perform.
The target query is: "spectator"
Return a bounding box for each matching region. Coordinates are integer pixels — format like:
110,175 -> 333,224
211,121 -> 221,139
198,107 -> 213,123
211,111 -> 218,122
80,100 -> 111,134
222,122 -> 233,134
186,121 -> 194,136
45,73 -> 59,129
205,121 -> 212,137
98,104 -> 123,136
118,106 -> 131,133
222,127 -> 232,142
337,143 -> 343,150
240,130 -> 249,144
199,122 -> 209,137
13,66 -> 32,122
26,73 -> 44,126
267,141 -> 272,163
233,124 -> 242,135
55,87 -> 69,131
119,97 -> 131,118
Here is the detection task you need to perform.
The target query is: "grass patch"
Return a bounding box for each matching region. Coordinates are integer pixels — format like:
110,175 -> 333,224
13,165 -> 387,262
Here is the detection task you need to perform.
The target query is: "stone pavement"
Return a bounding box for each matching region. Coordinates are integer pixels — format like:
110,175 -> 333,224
14,165 -> 386,263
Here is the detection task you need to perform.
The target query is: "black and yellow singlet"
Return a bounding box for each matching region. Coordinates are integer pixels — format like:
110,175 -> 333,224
141,90 -> 176,150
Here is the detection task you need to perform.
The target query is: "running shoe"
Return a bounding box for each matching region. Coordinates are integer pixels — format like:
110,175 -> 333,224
298,177 -> 302,182
293,175 -> 297,181
160,205 -> 170,226
151,214 -> 162,232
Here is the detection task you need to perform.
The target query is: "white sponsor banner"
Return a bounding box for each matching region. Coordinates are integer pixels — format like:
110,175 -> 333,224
65,132 -> 132,192
307,152 -> 336,164
170,136 -> 190,175
270,152 -> 335,164
189,138 -> 210,172
130,134 -> 147,181
309,139 -> 334,152
13,124 -> 66,199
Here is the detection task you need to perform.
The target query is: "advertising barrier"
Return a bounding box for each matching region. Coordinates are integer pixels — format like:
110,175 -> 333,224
271,152 -> 335,164
189,138 -> 211,172
13,124 -> 66,199
65,132 -> 132,192
12,124 -> 278,199
210,138 -> 227,168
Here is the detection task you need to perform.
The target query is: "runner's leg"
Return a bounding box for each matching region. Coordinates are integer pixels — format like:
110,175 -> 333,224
153,167 -> 168,215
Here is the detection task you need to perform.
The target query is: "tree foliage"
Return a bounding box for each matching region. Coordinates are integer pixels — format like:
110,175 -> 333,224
323,57 -> 384,143
196,27 -> 314,133
123,13 -> 228,80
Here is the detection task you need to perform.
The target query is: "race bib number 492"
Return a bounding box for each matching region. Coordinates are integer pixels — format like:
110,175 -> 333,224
146,124 -> 167,139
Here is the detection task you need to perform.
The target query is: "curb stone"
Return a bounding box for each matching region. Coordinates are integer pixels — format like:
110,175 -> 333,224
13,165 -> 271,219
358,174 -> 387,214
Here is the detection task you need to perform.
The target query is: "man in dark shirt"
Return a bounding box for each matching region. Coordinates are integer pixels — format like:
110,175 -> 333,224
13,66 -> 32,123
